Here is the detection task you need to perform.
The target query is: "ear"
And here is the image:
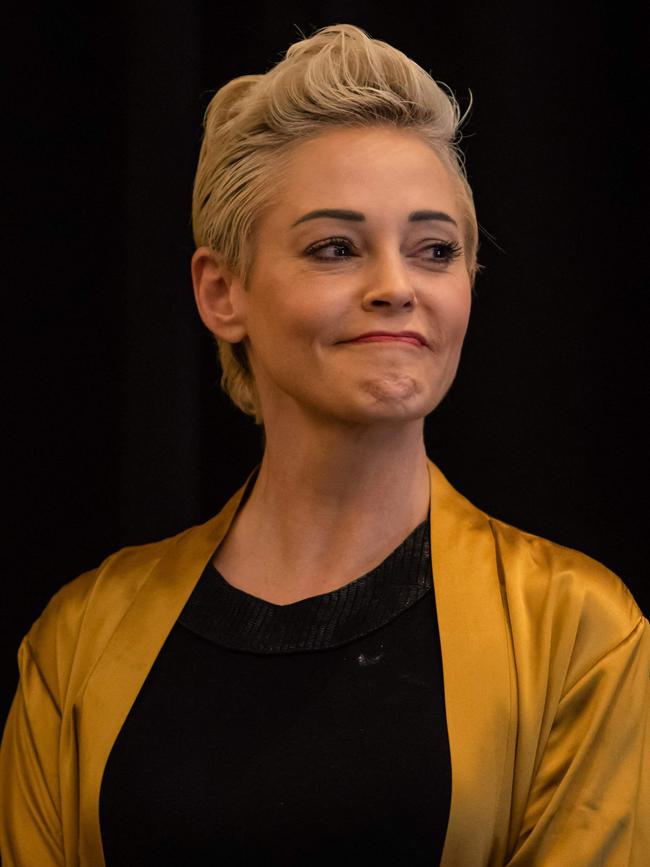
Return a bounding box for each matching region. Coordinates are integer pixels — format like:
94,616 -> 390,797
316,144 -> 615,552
191,246 -> 247,343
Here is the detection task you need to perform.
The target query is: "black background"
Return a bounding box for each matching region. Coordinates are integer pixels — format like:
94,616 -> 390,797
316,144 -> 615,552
3,1 -> 648,724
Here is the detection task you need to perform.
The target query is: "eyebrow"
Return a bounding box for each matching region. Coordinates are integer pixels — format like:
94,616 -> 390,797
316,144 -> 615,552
291,208 -> 458,228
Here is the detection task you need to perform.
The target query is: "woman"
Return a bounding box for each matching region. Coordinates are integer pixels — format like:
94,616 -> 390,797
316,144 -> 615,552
1,23 -> 648,867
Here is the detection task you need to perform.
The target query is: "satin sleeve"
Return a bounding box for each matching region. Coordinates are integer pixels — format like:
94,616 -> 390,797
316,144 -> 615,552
506,614 -> 650,866
0,639 -> 65,866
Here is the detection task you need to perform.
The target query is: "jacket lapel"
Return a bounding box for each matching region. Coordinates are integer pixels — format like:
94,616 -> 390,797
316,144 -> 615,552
429,461 -> 516,866
78,478 -> 252,864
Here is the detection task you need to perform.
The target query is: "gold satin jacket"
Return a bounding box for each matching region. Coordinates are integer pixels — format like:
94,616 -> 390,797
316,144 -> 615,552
1,462 -> 649,866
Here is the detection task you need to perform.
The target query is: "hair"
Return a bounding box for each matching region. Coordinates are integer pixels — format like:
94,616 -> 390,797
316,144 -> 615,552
192,23 -> 479,423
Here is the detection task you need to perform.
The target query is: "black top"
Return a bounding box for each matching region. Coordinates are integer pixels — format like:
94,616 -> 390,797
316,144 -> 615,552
100,517 -> 451,866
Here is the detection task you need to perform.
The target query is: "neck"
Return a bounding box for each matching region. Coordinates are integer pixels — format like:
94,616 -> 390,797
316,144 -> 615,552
253,415 -> 430,525
216,412 -> 431,604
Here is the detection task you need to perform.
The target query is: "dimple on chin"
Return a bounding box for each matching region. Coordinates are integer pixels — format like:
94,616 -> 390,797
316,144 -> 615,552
360,373 -> 422,404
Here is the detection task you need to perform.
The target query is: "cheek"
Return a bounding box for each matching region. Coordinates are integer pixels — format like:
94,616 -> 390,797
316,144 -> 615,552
428,287 -> 472,350
245,286 -> 327,370
452,294 -> 472,341
451,277 -> 472,327
260,282 -> 341,344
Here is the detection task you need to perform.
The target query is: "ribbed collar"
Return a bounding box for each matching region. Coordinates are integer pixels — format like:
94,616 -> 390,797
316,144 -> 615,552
178,517 -> 431,653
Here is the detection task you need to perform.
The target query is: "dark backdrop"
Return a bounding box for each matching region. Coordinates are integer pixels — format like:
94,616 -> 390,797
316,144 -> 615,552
3,1 -> 647,723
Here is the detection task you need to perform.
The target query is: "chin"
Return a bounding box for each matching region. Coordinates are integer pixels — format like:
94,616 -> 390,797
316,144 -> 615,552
337,377 -> 436,424
360,374 -> 422,403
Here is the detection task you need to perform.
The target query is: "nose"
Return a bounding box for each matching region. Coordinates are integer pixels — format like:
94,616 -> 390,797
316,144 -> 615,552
361,252 -> 416,310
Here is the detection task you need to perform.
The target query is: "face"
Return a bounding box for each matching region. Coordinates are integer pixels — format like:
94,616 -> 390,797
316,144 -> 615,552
234,126 -> 472,428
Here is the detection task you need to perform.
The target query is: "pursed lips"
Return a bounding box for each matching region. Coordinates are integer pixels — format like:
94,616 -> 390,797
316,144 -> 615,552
343,331 -> 427,347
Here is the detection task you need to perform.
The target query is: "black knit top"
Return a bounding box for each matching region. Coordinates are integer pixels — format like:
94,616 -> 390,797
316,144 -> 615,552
99,517 -> 452,865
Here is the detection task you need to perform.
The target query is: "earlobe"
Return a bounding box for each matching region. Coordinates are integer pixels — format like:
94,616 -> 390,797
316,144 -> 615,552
191,246 -> 247,343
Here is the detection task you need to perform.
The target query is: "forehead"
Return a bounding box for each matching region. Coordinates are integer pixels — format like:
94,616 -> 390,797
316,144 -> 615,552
271,126 -> 461,224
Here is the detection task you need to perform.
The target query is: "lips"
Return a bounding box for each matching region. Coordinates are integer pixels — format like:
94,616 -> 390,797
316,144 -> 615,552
345,331 -> 427,347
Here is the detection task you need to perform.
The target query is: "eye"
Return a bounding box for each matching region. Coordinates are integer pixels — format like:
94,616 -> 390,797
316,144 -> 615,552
420,240 -> 463,266
305,236 -> 357,260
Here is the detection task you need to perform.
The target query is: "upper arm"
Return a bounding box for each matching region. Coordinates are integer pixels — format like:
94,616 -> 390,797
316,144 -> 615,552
0,640 -> 65,866
507,616 -> 650,866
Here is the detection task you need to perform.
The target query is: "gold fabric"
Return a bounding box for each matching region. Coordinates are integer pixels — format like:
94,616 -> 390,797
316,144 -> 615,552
1,461 -> 648,866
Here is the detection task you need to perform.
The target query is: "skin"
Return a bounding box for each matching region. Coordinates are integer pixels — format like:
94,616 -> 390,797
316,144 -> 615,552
192,126 -> 472,604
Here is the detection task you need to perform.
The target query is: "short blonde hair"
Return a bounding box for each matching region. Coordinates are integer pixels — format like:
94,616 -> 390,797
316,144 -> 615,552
192,23 -> 479,422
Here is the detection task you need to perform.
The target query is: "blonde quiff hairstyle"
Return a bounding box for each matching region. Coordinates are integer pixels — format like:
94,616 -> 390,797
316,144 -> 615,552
192,24 -> 479,423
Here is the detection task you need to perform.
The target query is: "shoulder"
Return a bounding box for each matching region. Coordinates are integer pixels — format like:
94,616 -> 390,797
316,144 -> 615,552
32,532 -> 182,632
433,462 -> 642,641
432,462 -> 644,657
487,514 -> 641,626
486,514 -> 646,681
19,477 -> 250,702
22,528 -> 194,700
